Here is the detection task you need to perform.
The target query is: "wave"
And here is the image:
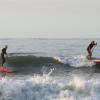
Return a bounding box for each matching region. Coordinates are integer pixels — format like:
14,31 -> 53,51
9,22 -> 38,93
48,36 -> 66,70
54,55 -> 96,68
0,74 -> 100,100
0,55 -> 63,75
0,54 -> 97,69
4,56 -> 62,67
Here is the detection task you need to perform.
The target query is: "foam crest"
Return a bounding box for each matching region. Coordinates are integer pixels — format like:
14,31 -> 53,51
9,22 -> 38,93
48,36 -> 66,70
54,55 -> 95,67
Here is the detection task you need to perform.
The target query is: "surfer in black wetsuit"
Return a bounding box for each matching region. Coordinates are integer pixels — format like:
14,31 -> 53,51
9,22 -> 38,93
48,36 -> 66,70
87,41 -> 97,60
1,45 -> 8,67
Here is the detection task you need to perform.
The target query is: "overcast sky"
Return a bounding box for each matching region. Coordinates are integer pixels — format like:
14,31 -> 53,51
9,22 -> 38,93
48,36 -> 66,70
0,0 -> 99,38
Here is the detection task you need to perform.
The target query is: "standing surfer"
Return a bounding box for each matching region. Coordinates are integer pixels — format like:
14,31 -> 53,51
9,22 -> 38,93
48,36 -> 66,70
1,45 -> 8,67
87,41 -> 97,60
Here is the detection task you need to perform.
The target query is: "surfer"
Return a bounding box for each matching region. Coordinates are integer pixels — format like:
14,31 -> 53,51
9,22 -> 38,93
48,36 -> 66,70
87,41 -> 97,60
1,45 -> 8,67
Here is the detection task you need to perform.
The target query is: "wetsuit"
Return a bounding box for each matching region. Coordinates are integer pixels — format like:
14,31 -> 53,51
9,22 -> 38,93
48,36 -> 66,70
87,42 -> 97,60
1,48 -> 7,66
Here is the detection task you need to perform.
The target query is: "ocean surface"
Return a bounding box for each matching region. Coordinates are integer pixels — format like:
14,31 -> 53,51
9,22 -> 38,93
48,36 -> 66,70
0,38 -> 100,100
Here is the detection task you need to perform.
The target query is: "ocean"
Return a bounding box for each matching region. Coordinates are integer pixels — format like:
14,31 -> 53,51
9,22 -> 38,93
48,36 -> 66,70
0,38 -> 100,100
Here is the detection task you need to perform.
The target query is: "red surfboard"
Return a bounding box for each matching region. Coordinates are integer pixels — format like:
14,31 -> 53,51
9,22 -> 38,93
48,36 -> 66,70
93,60 -> 100,63
0,67 -> 13,73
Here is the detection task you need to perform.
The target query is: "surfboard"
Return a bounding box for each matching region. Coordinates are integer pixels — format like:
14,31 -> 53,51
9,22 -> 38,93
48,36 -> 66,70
93,60 -> 100,63
0,67 -> 13,73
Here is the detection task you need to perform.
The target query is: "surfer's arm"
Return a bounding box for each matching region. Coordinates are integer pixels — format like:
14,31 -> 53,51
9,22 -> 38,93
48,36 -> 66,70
95,42 -> 97,45
93,42 -> 97,49
5,51 -> 8,57
93,42 -> 97,46
91,44 -> 97,52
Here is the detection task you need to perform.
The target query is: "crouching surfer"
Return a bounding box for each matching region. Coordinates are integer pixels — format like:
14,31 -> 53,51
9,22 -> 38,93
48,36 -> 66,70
87,41 -> 97,60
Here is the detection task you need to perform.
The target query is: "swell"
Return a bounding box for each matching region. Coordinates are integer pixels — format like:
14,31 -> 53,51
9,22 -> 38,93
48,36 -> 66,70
4,56 -> 62,66
0,55 -> 99,67
0,55 -> 99,76
1,56 -> 64,75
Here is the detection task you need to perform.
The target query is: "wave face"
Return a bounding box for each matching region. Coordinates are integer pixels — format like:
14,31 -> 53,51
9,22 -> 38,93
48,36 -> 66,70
7,56 -> 61,65
1,55 -> 98,73
2,55 -> 97,67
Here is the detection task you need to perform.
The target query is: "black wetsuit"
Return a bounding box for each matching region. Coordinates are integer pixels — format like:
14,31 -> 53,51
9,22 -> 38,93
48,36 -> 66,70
87,42 -> 97,59
87,43 -> 94,51
1,48 -> 7,66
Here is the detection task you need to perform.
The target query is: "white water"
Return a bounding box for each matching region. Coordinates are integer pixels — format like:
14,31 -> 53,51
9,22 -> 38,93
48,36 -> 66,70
0,73 -> 100,100
54,55 -> 95,67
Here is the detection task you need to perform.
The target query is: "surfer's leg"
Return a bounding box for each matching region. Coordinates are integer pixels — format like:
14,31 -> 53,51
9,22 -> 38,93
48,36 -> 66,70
89,51 -> 92,60
1,54 -> 4,67
87,55 -> 90,60
2,57 -> 6,67
87,50 -> 92,60
88,53 -> 92,60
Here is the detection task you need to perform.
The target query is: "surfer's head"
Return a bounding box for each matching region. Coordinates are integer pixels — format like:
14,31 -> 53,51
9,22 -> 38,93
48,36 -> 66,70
91,41 -> 95,44
91,41 -> 97,45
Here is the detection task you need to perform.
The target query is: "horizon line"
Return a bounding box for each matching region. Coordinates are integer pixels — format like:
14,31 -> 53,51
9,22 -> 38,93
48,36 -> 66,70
0,37 -> 99,39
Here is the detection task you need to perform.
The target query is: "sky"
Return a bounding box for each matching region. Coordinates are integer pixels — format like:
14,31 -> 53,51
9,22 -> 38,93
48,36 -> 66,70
0,0 -> 100,38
